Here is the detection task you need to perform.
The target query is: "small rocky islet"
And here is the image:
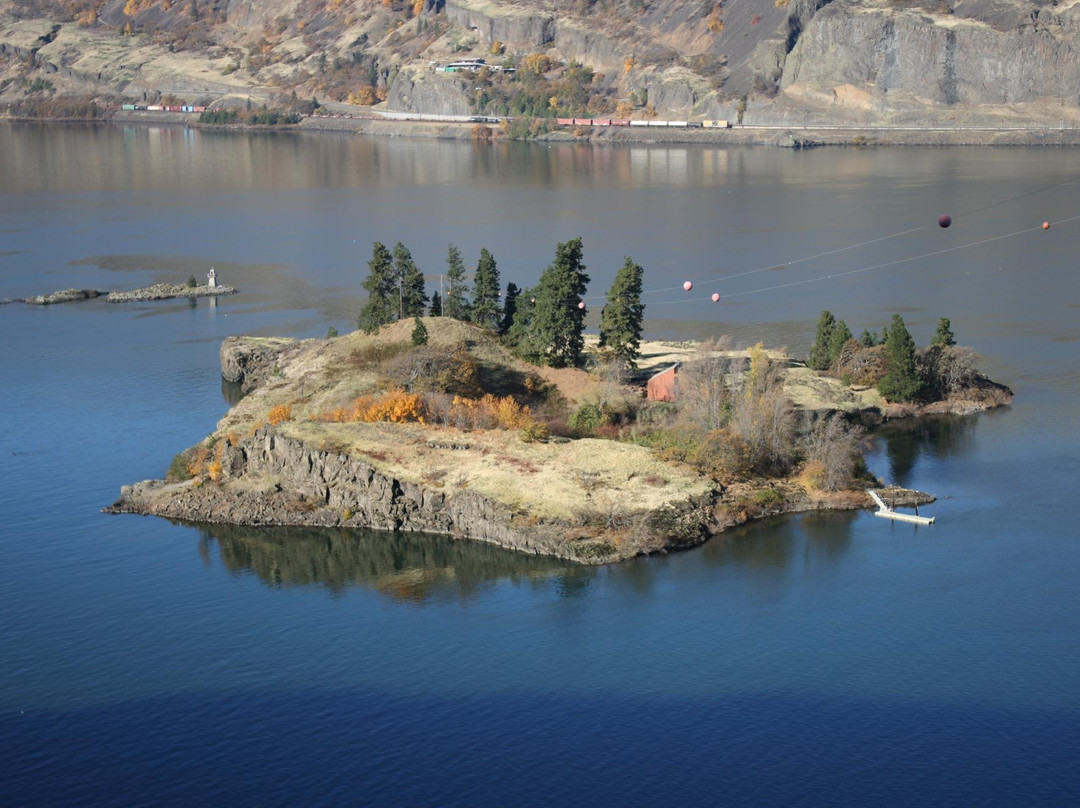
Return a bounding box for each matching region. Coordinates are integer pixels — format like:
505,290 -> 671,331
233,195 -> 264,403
106,318 -> 1010,565
4,282 -> 238,306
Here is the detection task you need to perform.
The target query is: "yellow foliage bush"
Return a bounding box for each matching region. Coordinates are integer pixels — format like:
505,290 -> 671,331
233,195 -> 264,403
268,404 -> 293,425
187,446 -> 209,478
207,441 -> 225,482
523,53 -> 552,74
800,459 -> 827,491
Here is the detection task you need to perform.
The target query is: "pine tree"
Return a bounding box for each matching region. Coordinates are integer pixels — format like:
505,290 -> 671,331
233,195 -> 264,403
526,237 -> 590,368
394,242 -> 427,319
358,241 -> 396,334
411,316 -> 429,346
499,282 -> 520,336
859,329 -> 879,348
878,313 -> 922,402
504,286 -> 536,350
828,319 -> 853,365
933,317 -> 956,347
599,256 -> 645,368
443,243 -> 469,321
470,248 -> 501,329
429,291 -> 442,317
807,310 -> 837,370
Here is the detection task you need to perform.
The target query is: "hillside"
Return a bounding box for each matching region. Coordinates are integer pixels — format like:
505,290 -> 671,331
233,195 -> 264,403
4,0 -> 1080,128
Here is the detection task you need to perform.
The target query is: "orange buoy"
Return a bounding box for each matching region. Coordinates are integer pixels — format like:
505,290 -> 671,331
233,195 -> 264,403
1043,221 -> 1050,230
938,215 -> 952,228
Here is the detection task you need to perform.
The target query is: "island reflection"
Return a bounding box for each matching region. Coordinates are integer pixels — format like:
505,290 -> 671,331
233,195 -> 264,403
196,523 -> 592,603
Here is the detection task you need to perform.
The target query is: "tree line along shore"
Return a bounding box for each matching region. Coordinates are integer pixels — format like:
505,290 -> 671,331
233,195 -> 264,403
107,237 -> 1010,563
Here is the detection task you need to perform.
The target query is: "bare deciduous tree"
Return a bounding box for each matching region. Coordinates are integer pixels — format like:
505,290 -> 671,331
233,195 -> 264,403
802,414 -> 864,491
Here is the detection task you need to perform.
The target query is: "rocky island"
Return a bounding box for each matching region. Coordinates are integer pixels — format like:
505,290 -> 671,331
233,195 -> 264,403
106,315 -> 1010,564
7,281 -> 237,305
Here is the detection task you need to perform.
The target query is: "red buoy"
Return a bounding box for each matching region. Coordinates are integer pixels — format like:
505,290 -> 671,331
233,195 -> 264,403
683,281 -> 693,291
938,215 -> 952,228
577,301 -> 586,310
711,293 -> 720,302
1043,221 -> 1050,230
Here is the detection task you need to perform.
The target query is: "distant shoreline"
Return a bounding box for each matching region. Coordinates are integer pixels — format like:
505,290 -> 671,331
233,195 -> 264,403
9,111 -> 1080,148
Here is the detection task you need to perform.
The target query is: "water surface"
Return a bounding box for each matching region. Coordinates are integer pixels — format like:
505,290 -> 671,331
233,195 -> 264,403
2,124 -> 1078,806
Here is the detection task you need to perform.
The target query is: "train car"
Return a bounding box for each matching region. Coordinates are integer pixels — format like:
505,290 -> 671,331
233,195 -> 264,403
146,105 -> 162,111
572,117 -> 592,126
592,119 -> 611,127
556,117 -> 574,126
121,104 -> 136,111
610,119 -> 631,127
192,106 -> 206,113
667,121 -> 689,128
703,119 -> 731,128
629,119 -> 649,127
646,120 -> 668,127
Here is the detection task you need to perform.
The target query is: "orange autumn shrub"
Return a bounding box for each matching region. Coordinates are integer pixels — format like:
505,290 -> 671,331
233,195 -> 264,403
268,404 -> 293,425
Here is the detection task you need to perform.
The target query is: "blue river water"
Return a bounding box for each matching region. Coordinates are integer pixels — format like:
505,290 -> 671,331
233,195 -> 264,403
1,123 -> 1078,806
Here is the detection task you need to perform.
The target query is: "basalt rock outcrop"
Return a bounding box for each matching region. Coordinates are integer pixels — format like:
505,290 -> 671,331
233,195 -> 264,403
108,426 -> 717,564
219,335 -> 299,394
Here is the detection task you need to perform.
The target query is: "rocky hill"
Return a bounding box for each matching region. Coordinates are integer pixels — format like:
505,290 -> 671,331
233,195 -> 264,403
4,0 -> 1080,128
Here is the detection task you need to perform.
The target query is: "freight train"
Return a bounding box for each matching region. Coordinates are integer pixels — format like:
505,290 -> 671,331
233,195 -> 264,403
117,104 -> 731,129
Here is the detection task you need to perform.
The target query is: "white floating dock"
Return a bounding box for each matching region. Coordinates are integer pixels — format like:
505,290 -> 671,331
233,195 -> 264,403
869,490 -> 935,525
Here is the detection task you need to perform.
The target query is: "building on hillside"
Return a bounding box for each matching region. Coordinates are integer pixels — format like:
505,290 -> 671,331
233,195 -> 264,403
647,363 -> 680,402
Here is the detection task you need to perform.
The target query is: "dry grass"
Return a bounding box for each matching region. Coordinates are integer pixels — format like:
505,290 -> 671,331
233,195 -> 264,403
211,323 -> 880,529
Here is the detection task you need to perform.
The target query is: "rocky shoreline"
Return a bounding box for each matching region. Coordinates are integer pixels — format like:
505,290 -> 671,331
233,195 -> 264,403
103,329 -> 968,565
4,283 -> 237,306
105,427 -> 718,564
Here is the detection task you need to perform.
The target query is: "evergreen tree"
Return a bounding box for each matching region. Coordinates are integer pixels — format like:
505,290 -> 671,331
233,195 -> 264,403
859,329 -> 879,348
443,243 -> 469,321
429,291 -> 442,317
411,316 -> 429,346
394,242 -> 427,319
827,319 -> 853,365
807,310 -> 837,370
504,287 -> 536,350
878,313 -> 922,402
598,256 -> 645,368
470,248 -> 501,329
932,317 -> 956,347
358,241 -> 396,334
526,237 -> 590,368
499,282 -> 520,336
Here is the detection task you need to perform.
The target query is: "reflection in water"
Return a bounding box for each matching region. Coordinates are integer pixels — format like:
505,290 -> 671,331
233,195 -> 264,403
873,414 -> 978,484
700,510 -> 857,573
198,523 -> 587,603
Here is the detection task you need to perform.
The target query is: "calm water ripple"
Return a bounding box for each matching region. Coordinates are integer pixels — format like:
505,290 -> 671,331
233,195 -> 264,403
2,124 -> 1079,805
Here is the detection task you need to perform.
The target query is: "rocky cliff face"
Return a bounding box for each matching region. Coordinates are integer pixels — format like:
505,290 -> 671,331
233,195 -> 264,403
777,0 -> 1080,124
108,427 -> 717,564
4,0 -> 1080,134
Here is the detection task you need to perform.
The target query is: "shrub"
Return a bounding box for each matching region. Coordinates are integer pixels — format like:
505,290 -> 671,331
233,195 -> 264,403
326,326 -> 339,339
166,449 -> 193,481
568,403 -> 602,438
186,275 -> 198,288
520,420 -> 550,443
267,404 -> 293,425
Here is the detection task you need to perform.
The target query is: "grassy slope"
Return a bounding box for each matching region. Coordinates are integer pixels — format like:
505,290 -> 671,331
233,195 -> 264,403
214,318 -> 714,524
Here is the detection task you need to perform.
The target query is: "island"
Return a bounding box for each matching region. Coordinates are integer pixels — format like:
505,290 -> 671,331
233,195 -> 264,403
106,313 -> 1010,564
7,281 -> 237,306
